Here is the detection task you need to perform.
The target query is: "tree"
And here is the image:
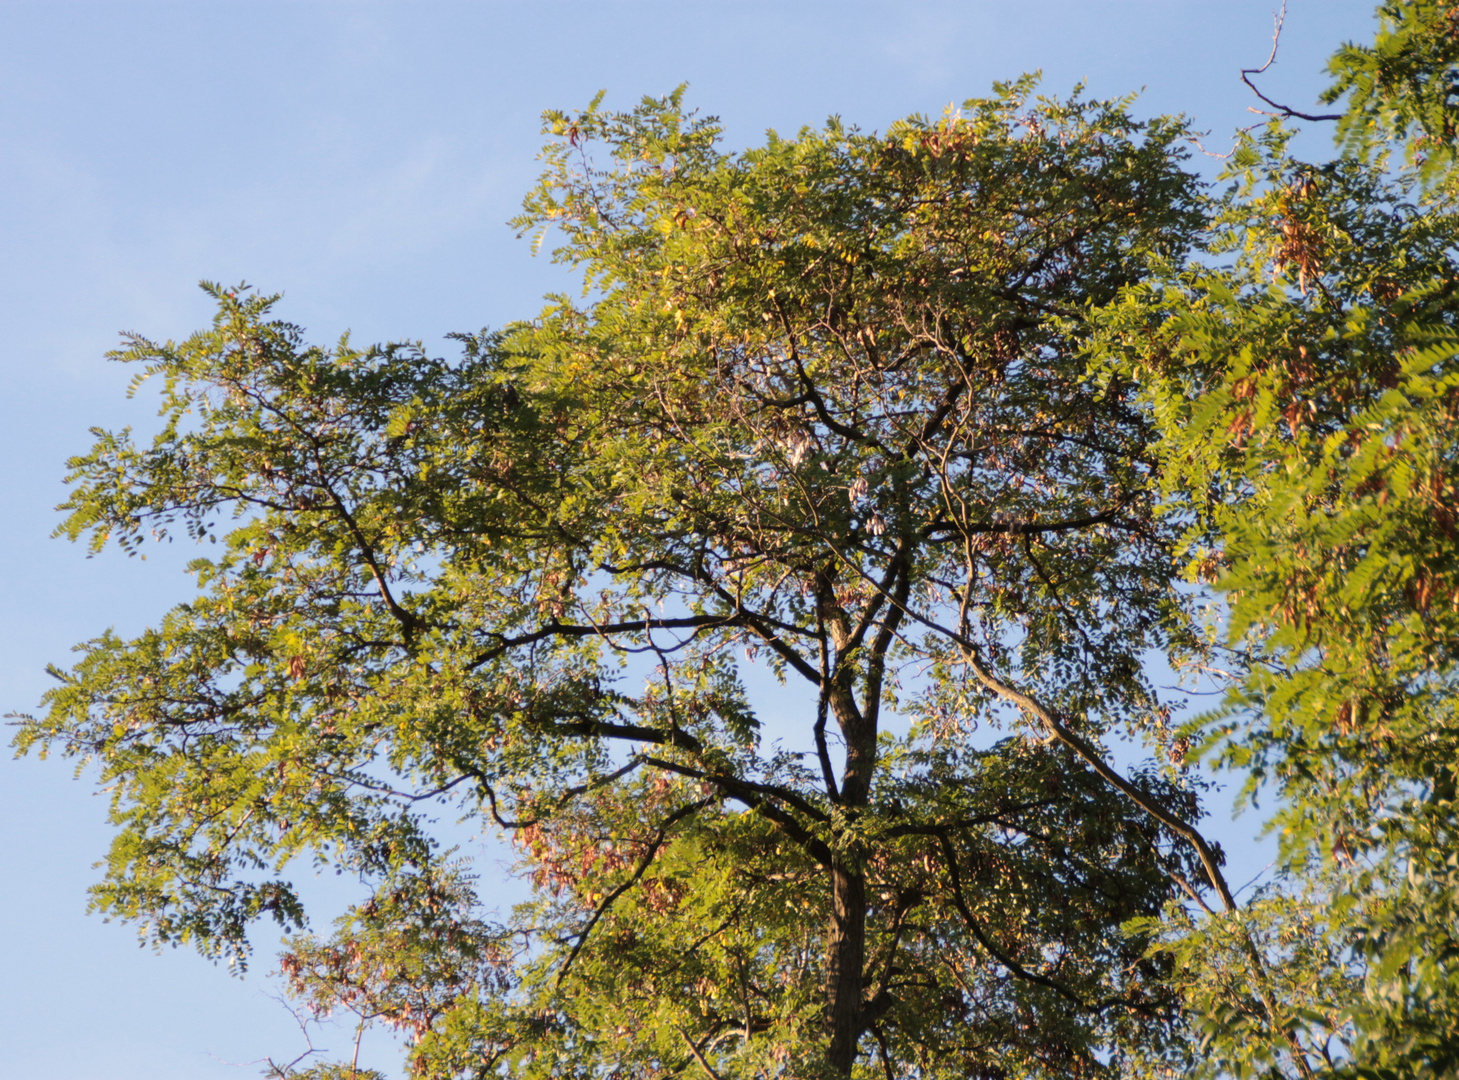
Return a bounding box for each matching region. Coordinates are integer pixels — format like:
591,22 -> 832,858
15,81 -> 1238,1079
1325,0 -> 1459,179
1089,4 -> 1459,1076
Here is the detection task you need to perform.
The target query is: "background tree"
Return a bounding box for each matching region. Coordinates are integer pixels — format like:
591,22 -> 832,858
1325,0 -> 1459,178
1095,4 -> 1459,1075
16,82 -> 1233,1078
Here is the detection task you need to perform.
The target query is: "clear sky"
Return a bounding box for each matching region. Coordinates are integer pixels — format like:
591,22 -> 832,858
0,2 -> 1380,1077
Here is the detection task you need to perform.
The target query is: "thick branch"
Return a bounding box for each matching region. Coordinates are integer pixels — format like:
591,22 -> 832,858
922,507 -> 1119,541
640,755 -> 834,865
468,614 -> 735,669
956,642 -> 1238,911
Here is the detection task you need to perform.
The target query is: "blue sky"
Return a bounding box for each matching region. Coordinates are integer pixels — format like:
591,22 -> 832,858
0,2 -> 1379,1077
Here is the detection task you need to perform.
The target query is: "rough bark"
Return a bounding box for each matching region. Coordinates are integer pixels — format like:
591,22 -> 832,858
823,668 -> 878,1075
826,860 -> 868,1076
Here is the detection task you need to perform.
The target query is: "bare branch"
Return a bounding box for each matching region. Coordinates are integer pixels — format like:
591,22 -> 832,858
1241,2 -> 1342,123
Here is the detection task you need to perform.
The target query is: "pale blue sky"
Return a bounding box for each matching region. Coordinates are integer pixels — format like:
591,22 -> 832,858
1,2 -> 1378,1077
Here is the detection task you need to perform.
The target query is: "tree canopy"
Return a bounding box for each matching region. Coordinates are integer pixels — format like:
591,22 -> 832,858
17,5 -> 1459,1079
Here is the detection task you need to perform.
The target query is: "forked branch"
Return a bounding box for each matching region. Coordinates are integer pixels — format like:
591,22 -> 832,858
1241,2 -> 1341,123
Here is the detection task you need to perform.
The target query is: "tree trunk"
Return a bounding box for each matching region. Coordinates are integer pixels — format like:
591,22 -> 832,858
826,859 -> 867,1077
819,580 -> 893,1076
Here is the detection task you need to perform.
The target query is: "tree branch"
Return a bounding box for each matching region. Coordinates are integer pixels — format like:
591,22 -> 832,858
555,798 -> 710,987
955,641 -> 1238,911
936,834 -> 1092,1008
1241,1 -> 1342,123
640,755 -> 834,866
468,615 -> 735,668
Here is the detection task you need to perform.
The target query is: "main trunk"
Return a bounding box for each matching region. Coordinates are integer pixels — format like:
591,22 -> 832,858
820,576 -> 897,1076
826,860 -> 868,1076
